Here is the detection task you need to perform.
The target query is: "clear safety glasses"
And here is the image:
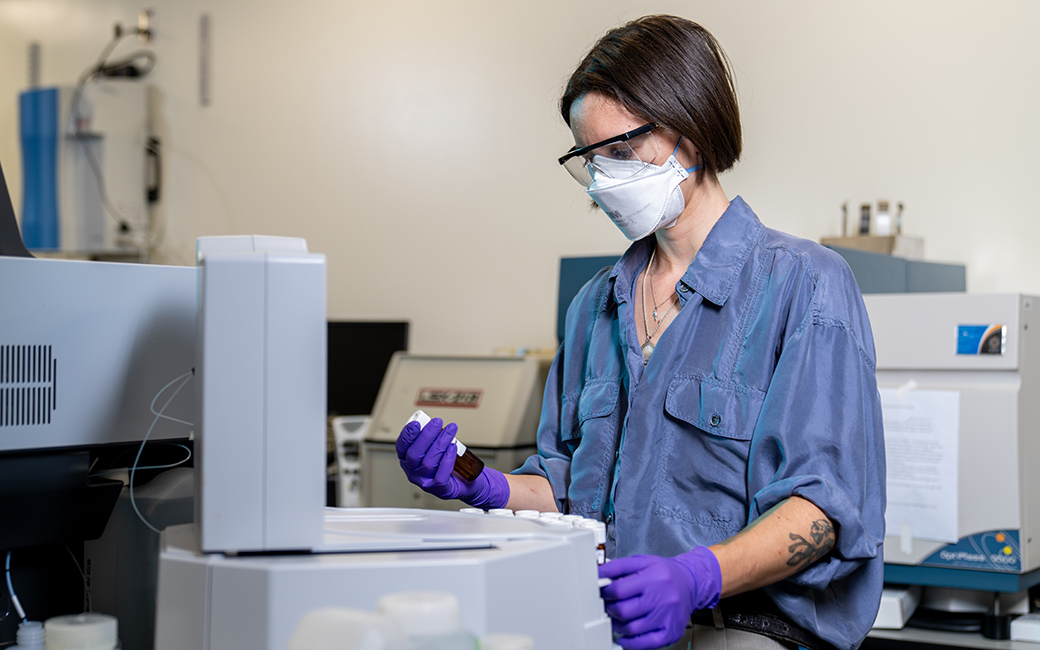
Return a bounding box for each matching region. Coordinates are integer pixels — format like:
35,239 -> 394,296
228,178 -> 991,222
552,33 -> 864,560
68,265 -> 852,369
558,122 -> 661,188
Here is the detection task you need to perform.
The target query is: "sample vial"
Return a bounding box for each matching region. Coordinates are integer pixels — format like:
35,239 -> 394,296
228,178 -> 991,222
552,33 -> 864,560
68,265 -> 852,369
858,203 -> 871,235
408,410 -> 485,481
875,200 -> 892,236
577,520 -> 607,565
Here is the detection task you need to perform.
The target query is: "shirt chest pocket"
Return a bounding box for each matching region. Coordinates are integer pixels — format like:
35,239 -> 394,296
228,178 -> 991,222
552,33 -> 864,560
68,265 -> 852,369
653,375 -> 766,540
664,375 -> 765,442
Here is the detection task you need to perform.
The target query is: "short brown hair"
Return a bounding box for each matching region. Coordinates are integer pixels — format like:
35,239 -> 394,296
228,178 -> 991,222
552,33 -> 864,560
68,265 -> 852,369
560,15 -> 742,180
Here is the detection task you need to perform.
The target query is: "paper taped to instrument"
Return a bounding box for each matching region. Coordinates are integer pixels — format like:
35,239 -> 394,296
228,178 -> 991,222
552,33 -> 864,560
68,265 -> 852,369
880,388 -> 959,544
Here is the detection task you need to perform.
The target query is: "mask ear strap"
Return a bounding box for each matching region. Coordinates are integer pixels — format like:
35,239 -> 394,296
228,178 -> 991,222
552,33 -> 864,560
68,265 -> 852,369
672,136 -> 702,174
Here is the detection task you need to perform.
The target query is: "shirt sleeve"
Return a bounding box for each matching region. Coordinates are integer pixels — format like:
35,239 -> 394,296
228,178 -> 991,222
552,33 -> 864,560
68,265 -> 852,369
745,259 -> 886,589
512,346 -> 575,513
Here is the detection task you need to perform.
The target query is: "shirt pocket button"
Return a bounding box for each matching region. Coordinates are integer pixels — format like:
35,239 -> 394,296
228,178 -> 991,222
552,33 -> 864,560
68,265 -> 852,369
710,413 -> 722,427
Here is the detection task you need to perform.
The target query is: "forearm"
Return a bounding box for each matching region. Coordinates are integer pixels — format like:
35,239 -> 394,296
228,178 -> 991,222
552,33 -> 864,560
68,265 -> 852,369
709,496 -> 835,598
503,474 -> 559,512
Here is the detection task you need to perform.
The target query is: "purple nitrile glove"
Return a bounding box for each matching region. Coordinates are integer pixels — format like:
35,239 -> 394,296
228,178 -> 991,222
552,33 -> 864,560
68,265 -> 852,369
396,417 -> 509,510
597,546 -> 722,650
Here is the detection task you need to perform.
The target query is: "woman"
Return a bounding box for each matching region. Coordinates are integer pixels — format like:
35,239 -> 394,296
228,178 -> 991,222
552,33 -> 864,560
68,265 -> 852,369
396,15 -> 885,650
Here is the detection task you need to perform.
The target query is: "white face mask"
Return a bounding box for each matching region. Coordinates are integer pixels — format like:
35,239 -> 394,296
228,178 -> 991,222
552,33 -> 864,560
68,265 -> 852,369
586,144 -> 701,241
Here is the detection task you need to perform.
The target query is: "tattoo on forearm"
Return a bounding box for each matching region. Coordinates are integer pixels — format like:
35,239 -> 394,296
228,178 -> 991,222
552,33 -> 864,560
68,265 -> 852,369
786,519 -> 835,567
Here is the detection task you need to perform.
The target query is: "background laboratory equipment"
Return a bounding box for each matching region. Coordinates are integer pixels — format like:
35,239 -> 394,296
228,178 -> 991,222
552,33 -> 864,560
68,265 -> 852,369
362,353 -> 551,510
20,81 -> 155,256
864,292 -> 1040,640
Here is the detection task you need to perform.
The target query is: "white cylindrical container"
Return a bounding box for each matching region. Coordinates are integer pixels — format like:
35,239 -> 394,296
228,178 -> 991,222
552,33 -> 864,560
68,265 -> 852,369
377,592 -> 478,649
12,621 -> 45,650
44,613 -> 118,650
537,512 -> 563,521
458,508 -> 484,514
480,633 -> 535,649
287,607 -> 409,650
487,509 -> 514,517
514,510 -> 539,519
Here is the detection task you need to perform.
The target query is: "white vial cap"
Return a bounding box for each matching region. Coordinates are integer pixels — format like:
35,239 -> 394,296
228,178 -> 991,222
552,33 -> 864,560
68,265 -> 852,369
459,507 -> 484,514
514,510 -> 540,519
378,591 -> 462,637
488,508 -> 514,517
540,517 -> 572,528
577,519 -> 607,544
481,633 -> 535,650
44,613 -> 118,649
560,514 -> 583,525
537,512 -> 563,520
407,410 -> 432,428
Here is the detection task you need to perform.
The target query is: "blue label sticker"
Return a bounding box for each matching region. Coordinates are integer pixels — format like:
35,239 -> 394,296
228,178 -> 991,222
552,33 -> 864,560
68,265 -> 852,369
922,530 -> 1021,572
957,325 -> 1005,355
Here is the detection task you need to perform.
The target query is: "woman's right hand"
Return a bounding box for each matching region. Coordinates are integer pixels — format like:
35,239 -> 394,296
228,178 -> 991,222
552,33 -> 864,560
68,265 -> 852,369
395,417 -> 510,509
396,416 -> 463,500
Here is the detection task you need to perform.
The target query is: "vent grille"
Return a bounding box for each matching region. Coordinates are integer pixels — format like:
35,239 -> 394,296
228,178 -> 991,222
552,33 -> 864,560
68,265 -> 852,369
0,345 -> 57,427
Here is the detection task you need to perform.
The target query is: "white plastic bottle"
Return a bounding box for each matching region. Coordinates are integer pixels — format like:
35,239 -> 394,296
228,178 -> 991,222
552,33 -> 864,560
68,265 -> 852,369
287,607 -> 409,650
10,621 -> 44,650
480,633 -> 534,649
377,592 -> 478,649
44,613 -> 118,650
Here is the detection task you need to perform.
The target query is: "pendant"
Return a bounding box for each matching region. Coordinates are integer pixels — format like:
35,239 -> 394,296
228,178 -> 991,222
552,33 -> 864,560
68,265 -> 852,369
640,340 -> 654,365
652,307 -> 659,322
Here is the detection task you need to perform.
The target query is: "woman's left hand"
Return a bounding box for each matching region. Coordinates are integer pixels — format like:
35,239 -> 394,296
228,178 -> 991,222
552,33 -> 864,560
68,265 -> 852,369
598,546 -> 722,649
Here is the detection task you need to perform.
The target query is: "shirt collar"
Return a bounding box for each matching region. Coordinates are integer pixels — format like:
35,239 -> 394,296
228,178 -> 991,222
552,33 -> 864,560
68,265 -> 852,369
605,196 -> 765,310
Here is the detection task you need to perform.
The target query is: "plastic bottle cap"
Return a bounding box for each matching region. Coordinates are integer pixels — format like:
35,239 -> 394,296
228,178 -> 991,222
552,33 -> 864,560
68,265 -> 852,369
44,613 -> 118,649
514,510 -> 540,519
487,509 -> 514,517
537,512 -> 563,520
480,633 -> 535,650
377,592 -> 462,637
459,508 -> 484,514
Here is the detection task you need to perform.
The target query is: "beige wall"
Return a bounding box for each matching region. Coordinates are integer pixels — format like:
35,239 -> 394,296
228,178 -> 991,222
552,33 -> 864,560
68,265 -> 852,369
2,1 -> 1038,354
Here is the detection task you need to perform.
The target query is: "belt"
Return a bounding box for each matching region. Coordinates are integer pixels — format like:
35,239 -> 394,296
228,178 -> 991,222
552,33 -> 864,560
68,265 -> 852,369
691,590 -> 839,650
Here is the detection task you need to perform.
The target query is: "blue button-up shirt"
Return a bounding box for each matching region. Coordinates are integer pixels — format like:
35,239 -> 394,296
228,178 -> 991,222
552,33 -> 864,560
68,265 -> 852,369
515,197 -> 885,650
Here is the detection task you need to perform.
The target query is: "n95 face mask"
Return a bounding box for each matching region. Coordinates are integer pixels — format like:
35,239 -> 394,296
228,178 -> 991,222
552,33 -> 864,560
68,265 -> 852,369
586,152 -> 700,241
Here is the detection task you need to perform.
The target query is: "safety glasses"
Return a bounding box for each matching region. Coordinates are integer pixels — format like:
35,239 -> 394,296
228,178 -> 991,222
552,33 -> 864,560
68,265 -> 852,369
558,123 -> 660,187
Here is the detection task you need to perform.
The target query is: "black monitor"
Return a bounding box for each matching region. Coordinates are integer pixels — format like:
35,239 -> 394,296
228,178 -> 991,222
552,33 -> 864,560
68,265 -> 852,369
326,321 -> 409,416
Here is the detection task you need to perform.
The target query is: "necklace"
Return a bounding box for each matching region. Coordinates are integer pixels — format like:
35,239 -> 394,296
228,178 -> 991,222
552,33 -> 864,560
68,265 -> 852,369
648,254 -> 674,323
640,247 -> 678,365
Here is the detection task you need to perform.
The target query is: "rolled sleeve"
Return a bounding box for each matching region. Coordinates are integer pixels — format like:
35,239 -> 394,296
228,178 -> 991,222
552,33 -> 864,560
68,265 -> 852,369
746,270 -> 886,587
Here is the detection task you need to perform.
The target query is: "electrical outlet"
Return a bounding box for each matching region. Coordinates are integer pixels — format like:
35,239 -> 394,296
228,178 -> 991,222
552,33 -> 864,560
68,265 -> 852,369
138,9 -> 156,42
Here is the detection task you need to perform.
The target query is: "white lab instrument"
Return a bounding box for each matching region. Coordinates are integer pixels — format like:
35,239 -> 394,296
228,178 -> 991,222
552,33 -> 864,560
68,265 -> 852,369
0,255 -> 195,451
154,508 -> 613,650
865,293 -> 1040,588
332,415 -> 369,508
194,236 -> 327,554
363,353 -> 551,510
